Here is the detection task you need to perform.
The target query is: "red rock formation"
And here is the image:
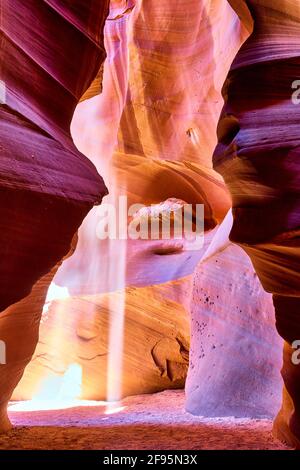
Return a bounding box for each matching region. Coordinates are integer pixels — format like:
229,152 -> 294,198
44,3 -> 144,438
72,0 -> 249,175
41,1 -> 284,418
0,0 -> 109,430
214,0 -> 300,447
0,0 -> 109,309
13,283 -> 190,401
2,0 -> 298,447
185,241 -> 282,419
57,0 -> 248,294
37,0 -> 247,406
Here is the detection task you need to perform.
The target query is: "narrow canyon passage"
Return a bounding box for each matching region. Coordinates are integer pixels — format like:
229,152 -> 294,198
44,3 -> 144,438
0,0 -> 300,453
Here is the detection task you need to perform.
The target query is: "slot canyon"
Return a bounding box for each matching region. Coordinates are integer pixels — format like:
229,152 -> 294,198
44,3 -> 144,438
0,0 -> 300,453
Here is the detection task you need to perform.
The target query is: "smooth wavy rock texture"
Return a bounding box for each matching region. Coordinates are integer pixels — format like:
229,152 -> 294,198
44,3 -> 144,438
57,0 -> 248,295
1,0 -> 299,450
0,0 -> 109,310
186,242 -> 282,419
13,283 -> 190,401
39,0 -> 250,411
214,0 -> 300,446
34,0 -> 285,422
0,0 -> 109,431
71,0 -> 248,205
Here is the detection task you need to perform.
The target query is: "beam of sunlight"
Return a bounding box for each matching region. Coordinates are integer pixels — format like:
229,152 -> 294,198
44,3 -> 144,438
106,185 -> 127,403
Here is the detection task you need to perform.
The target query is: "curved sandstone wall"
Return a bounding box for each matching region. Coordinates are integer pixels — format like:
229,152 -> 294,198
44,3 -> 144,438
213,0 -> 300,446
0,0 -> 109,431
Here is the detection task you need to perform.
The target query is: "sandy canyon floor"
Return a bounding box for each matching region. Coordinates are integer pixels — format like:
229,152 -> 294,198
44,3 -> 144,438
0,390 -> 291,450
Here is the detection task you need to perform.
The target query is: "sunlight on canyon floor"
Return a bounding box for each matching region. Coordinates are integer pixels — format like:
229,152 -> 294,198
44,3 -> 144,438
8,400 -> 125,414
2,390 -> 291,450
